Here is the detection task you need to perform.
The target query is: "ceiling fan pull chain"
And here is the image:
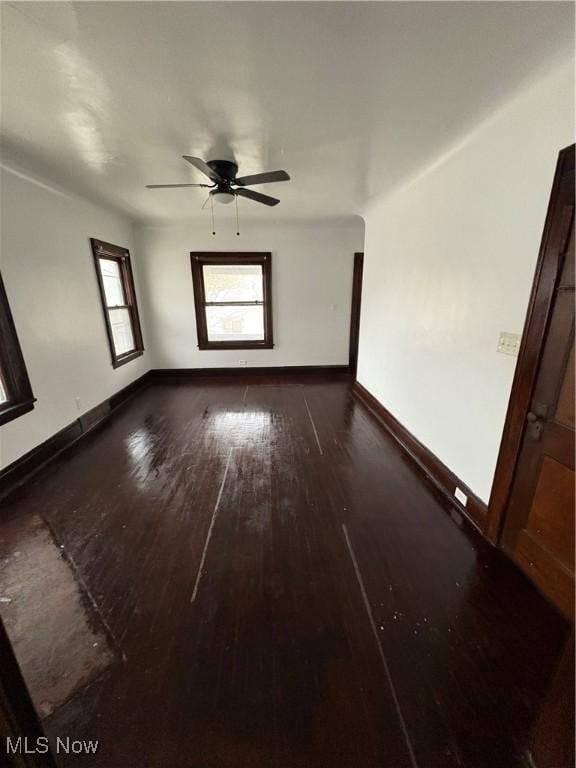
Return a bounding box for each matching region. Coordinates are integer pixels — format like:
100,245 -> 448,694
235,194 -> 240,236
211,195 -> 216,236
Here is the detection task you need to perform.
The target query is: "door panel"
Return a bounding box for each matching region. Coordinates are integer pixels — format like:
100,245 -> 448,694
526,456 -> 574,564
501,150 -> 575,618
556,343 -> 574,426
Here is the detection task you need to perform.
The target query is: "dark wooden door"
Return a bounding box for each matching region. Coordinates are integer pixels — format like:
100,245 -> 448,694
501,148 -> 575,619
349,252 -> 364,375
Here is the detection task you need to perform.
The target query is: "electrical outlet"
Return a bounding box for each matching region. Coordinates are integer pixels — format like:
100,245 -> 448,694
454,487 -> 468,507
497,332 -> 521,356
239,360 -> 248,368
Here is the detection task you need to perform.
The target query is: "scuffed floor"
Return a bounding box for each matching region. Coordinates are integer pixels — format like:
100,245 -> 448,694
0,513 -> 114,717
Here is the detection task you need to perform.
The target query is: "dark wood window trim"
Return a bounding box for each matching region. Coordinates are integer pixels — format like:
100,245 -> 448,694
90,239 -> 144,369
0,273 -> 35,427
190,252 -> 274,351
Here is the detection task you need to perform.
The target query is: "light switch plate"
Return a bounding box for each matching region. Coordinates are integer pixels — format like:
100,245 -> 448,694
497,332 -> 521,356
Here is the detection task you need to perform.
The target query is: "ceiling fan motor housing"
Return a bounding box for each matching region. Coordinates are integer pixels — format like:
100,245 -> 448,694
207,160 -> 238,203
207,159 -> 238,183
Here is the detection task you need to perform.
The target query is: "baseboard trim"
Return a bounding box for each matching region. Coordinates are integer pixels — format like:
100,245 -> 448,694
0,372 -> 152,500
150,365 -> 351,378
352,380 -> 487,533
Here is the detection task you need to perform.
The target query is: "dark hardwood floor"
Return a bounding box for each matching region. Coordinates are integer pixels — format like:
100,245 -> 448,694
0,374 -> 570,767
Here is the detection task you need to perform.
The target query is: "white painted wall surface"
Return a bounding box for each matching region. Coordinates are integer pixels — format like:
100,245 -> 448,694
136,218 -> 364,369
0,167 -> 150,469
358,61 -> 574,503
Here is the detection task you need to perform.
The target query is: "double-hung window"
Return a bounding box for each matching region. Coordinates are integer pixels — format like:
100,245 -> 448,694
0,274 -> 35,426
190,252 -> 273,350
91,239 -> 144,368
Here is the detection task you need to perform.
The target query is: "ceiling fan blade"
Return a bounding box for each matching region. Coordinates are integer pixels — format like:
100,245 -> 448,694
182,156 -> 224,182
235,188 -> 280,207
235,170 -> 290,186
146,183 -> 212,188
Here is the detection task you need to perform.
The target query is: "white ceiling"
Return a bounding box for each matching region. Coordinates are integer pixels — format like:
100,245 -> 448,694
1,1 -> 573,222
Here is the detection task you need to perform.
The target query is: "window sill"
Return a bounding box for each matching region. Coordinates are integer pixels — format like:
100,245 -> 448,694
112,349 -> 145,369
197,342 -> 274,351
0,398 -> 36,427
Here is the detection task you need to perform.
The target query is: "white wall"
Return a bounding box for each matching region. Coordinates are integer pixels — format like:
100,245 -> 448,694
136,218 -> 364,369
0,166 -> 150,469
358,61 -> 574,503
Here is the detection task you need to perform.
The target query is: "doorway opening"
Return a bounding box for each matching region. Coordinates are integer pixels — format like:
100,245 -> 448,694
349,252 -> 364,376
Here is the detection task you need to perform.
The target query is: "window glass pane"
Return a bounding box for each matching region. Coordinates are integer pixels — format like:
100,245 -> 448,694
206,305 -> 265,342
108,308 -> 135,355
0,375 -> 8,404
99,258 -> 125,307
203,264 -> 263,303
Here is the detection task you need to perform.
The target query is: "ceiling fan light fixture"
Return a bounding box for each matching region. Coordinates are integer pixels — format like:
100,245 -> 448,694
212,190 -> 235,205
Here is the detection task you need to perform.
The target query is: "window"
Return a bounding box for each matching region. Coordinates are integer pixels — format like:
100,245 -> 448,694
0,273 -> 35,426
91,239 -> 144,368
190,253 -> 273,350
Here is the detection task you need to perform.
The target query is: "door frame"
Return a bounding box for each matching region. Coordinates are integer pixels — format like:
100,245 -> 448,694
486,145 -> 575,544
349,252 -> 364,375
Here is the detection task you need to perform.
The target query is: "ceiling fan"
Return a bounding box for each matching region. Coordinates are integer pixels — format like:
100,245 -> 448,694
146,156 -> 290,207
